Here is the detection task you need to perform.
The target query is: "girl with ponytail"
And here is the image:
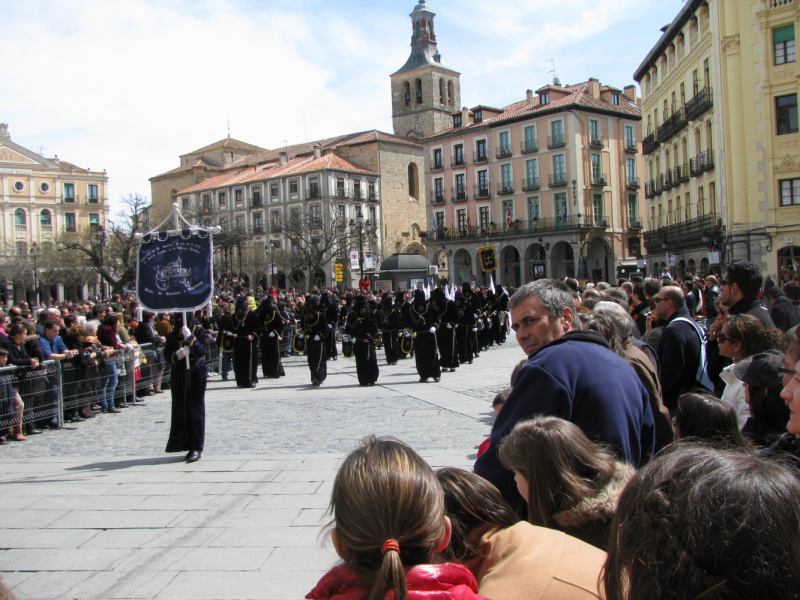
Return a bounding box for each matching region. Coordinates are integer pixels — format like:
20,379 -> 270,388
306,436 -> 489,600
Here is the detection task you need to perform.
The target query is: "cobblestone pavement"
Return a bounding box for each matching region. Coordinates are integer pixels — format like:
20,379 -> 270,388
1,339 -> 520,459
0,339 -> 525,600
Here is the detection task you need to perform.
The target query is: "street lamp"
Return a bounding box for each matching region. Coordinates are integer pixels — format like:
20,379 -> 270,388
264,241 -> 279,289
94,225 -> 108,300
349,211 -> 372,286
29,242 -> 41,307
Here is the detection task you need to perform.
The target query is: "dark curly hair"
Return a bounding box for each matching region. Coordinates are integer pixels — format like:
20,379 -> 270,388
602,443 -> 800,600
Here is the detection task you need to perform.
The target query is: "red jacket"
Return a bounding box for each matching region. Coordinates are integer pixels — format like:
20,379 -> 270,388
359,279 -> 371,291
307,564 -> 489,600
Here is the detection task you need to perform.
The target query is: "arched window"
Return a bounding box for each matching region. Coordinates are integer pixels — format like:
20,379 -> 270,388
439,79 -> 445,105
14,208 -> 26,226
448,81 -> 454,104
40,209 -> 51,226
415,79 -> 423,104
404,82 -> 411,106
408,163 -> 418,198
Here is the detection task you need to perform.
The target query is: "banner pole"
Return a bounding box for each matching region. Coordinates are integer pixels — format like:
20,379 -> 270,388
174,203 -> 191,370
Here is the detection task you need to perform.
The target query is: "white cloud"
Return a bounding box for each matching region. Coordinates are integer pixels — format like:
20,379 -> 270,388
0,0 -> 682,214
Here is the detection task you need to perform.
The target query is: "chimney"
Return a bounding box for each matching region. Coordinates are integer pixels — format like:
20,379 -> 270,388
526,89 -> 534,104
461,106 -> 469,126
623,85 -> 637,102
313,143 -> 322,159
0,124 -> 8,139
588,77 -> 600,98
279,151 -> 288,166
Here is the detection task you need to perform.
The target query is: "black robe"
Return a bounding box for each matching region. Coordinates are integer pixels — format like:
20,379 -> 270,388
406,301 -> 441,380
257,304 -> 285,378
456,302 -> 475,363
302,309 -> 328,383
495,292 -> 509,344
324,302 -> 339,359
377,305 -> 401,364
396,299 -> 413,358
435,300 -> 460,369
231,309 -> 260,387
345,309 -> 380,385
165,324 -> 207,453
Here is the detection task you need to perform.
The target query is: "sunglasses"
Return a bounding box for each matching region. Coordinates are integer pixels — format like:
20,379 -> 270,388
720,279 -> 732,286
717,334 -> 732,343
653,297 -> 668,303
778,366 -> 796,376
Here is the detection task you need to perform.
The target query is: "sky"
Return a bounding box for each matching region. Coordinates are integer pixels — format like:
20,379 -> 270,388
0,0 -> 682,214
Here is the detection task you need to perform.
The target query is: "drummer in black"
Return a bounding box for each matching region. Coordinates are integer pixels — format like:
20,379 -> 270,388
256,296 -> 285,379
301,296 -> 328,387
405,289 -> 441,383
432,287 -> 459,372
377,292 -> 401,365
320,292 -> 339,361
344,294 -> 379,386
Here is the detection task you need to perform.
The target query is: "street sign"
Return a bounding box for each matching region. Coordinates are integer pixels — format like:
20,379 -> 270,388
334,263 -> 344,282
477,245 -> 498,272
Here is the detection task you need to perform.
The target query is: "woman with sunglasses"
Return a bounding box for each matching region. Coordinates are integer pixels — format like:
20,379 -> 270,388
717,314 -> 771,428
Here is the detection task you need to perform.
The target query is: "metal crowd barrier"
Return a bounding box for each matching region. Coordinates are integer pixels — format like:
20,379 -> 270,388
0,360 -> 60,431
0,336 -> 229,433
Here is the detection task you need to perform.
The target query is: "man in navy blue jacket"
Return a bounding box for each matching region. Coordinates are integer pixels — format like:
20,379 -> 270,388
474,279 -> 655,509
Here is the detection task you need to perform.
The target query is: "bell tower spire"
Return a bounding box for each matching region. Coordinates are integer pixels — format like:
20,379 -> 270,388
390,1 -> 460,140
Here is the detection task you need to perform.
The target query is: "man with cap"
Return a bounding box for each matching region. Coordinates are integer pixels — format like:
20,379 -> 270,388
735,350 -> 789,447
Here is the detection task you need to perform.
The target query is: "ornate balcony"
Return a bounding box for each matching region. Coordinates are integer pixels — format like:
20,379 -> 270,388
548,134 -> 566,149
520,140 -> 538,154
496,145 -> 512,159
473,184 -> 491,200
627,176 -> 641,189
591,172 -> 607,186
657,108 -> 687,143
549,174 -> 567,187
643,131 -> 660,155
685,87 -> 713,121
496,183 -> 514,195
589,134 -> 604,149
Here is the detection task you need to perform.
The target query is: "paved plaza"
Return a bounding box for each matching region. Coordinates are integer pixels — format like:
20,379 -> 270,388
0,339 -> 522,600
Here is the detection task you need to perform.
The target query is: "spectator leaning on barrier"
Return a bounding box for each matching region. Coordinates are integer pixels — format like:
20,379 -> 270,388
474,279 -> 655,510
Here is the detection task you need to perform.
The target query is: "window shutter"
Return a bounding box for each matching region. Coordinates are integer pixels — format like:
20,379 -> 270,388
774,25 -> 794,44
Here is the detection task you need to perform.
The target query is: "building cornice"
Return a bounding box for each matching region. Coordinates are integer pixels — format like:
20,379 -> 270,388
641,34 -> 713,110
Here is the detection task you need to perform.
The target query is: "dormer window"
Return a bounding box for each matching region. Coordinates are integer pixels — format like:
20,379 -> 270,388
540,92 -> 550,106
612,93 -> 620,105
454,114 -> 462,128
474,110 -> 483,123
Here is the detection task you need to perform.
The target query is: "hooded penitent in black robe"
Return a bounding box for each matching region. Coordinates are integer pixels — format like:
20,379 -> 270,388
495,285 -> 509,344
462,283 -> 481,358
302,296 -> 328,384
345,295 -> 380,385
165,316 -> 207,453
256,297 -> 285,379
455,290 -> 475,364
395,291 -> 413,359
231,296 -> 260,387
485,290 -> 499,348
432,288 -> 459,370
321,292 -> 339,360
406,289 -> 441,381
377,293 -> 401,365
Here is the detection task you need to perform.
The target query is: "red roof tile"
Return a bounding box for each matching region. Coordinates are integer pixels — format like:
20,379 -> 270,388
174,153 -> 377,196
423,80 -> 640,141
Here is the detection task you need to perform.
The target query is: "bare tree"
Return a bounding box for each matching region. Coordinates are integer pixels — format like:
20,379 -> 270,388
58,192 -> 150,296
281,204 -> 347,290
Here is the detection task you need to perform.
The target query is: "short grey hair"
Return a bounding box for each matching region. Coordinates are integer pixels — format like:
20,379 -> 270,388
594,301 -> 636,340
509,279 -> 574,319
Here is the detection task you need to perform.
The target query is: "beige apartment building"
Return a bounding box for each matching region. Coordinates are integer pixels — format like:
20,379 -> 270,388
424,80 -> 645,285
717,0 -> 799,283
635,0 -> 800,282
634,0 -> 725,279
0,123 -> 111,302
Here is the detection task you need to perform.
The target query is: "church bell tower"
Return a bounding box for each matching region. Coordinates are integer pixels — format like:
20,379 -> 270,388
390,0 -> 461,140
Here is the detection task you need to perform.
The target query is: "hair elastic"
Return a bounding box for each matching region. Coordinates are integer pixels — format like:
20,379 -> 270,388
381,539 -> 400,555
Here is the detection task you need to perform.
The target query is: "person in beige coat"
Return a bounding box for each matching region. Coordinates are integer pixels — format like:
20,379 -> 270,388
438,468 -> 605,600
